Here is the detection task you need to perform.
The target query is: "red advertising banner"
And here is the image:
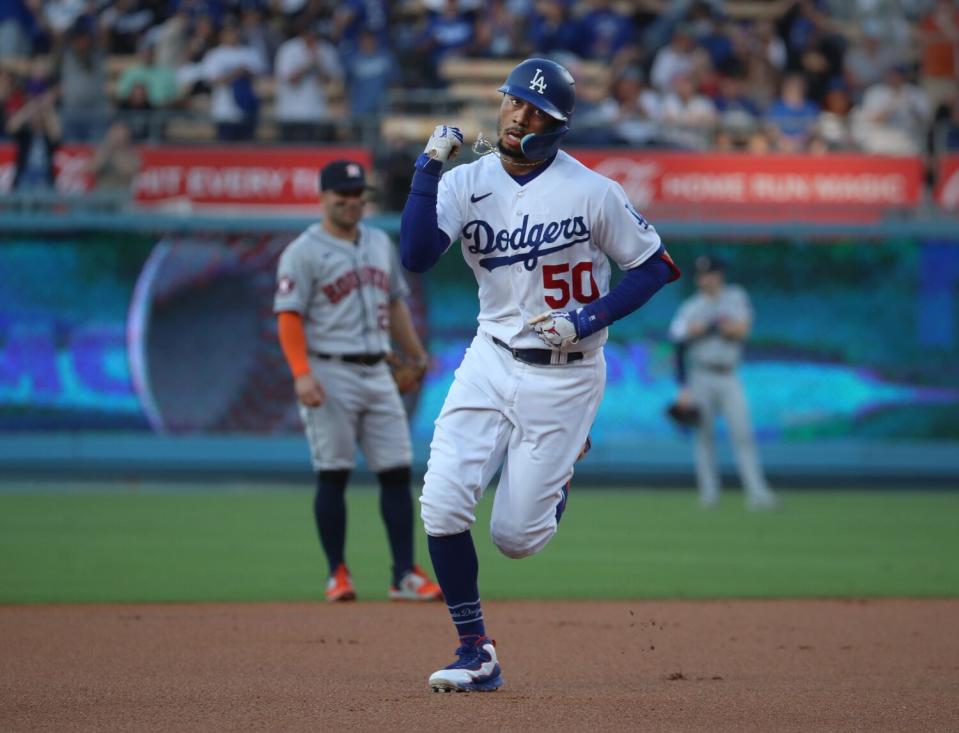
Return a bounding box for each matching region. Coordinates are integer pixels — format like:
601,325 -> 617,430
1,144 -> 924,217
935,155 -> 959,210
571,151 -> 924,221
134,146 -> 372,208
0,145 -> 372,211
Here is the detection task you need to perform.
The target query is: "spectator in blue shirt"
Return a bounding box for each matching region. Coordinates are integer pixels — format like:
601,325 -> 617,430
472,0 -> 530,59
765,73 -> 820,150
343,28 -> 395,120
688,2 -> 733,71
527,0 -> 578,57
782,0 -> 830,65
572,0 -> 635,62
714,72 -> 761,118
414,0 -> 475,87
170,0 -> 223,27
0,0 -> 35,58
332,0 -> 390,56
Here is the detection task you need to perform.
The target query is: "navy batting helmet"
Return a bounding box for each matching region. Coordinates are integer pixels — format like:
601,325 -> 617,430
497,58 -> 575,161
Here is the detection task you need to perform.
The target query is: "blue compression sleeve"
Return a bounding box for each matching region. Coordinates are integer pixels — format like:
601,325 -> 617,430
399,154 -> 452,273
571,246 -> 679,339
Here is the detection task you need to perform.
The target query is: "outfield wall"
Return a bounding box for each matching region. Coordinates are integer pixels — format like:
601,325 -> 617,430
0,212 -> 957,484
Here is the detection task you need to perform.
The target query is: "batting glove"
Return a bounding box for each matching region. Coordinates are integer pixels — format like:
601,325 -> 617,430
528,309 -> 580,348
424,125 -> 464,163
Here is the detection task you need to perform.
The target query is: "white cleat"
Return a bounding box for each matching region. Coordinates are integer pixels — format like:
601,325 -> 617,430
428,636 -> 504,693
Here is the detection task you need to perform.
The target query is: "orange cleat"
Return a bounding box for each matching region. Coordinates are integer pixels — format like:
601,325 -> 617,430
389,565 -> 443,601
325,563 -> 356,602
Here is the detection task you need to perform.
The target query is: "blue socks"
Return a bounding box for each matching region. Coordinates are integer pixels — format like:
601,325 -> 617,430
314,470 -> 350,574
377,466 -> 415,587
428,531 -> 486,639
317,467 -> 417,587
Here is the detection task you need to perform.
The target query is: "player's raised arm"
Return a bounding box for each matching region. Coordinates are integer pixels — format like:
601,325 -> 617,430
399,125 -> 462,273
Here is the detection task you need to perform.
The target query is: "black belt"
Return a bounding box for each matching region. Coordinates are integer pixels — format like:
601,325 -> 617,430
699,362 -> 733,374
314,352 -> 385,366
491,336 -> 583,366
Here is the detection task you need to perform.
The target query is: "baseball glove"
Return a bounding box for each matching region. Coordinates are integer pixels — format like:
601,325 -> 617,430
389,355 -> 428,394
665,401 -> 701,428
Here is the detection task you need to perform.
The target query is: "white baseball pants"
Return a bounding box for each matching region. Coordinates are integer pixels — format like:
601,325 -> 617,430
420,332 -> 605,558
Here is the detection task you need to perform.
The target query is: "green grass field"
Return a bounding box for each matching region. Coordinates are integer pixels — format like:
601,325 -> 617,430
1,486 -> 957,604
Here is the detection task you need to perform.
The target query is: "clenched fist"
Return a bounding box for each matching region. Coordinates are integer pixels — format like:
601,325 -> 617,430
424,125 -> 464,163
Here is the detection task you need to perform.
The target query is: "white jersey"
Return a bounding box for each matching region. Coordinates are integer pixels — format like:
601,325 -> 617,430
274,36 -> 342,122
436,150 -> 663,352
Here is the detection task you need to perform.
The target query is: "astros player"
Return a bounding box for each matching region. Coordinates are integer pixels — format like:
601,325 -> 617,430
274,159 -> 442,602
668,255 -> 778,510
399,58 -> 680,692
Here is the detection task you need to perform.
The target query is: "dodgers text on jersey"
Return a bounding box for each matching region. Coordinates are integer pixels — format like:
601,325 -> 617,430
462,214 -> 590,271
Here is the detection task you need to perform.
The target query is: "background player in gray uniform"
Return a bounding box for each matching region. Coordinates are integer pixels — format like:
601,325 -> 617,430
274,159 -> 442,602
668,255 -> 778,510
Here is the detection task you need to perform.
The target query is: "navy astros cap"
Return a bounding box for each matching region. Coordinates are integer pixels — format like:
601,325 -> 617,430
694,255 -> 725,274
319,160 -> 373,192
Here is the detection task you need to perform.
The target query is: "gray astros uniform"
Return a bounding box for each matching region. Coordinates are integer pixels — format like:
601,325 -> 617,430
274,222 -> 412,472
668,283 -> 774,506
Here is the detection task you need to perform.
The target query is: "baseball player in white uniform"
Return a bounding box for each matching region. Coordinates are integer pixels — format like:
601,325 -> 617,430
668,255 -> 778,510
274,159 -> 441,603
399,59 -> 681,692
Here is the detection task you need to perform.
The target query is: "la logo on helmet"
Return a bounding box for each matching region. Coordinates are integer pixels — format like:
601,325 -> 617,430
529,68 -> 547,93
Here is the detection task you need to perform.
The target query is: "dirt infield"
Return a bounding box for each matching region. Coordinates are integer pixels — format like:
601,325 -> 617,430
2,599 -> 957,732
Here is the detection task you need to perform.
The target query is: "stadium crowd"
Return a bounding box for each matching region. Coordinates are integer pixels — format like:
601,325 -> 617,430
1,1 -> 957,171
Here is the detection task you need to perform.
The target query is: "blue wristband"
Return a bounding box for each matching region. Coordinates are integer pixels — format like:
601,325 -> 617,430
571,308 -> 597,339
415,153 -> 443,174
573,247 -> 676,339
